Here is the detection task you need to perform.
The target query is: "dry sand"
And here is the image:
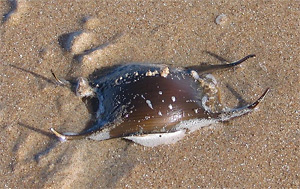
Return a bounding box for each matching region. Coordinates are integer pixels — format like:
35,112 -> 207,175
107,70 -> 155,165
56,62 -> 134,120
0,1 -> 299,188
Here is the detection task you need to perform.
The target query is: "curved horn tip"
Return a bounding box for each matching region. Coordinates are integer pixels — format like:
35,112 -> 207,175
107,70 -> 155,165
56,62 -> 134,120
50,69 -> 70,86
248,88 -> 270,109
247,54 -> 256,58
50,128 -> 67,142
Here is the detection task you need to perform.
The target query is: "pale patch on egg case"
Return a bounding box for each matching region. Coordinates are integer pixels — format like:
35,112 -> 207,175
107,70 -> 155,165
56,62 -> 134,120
124,130 -> 186,147
50,55 -> 269,147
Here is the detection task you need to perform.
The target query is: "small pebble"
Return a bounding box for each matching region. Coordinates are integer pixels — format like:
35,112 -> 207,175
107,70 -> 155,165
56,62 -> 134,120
215,14 -> 228,26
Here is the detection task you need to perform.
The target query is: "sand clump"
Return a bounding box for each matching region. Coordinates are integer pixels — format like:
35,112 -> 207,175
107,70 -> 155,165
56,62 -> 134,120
58,31 -> 96,55
3,0 -> 28,25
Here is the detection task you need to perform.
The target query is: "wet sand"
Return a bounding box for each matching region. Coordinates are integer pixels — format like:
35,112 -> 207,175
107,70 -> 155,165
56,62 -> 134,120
0,1 -> 299,188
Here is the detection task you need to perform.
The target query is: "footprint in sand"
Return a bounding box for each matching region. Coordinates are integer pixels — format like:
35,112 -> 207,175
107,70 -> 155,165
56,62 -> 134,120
57,17 -> 124,75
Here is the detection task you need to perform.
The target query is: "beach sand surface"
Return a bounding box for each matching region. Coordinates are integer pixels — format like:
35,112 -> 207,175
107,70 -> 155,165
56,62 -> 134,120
0,1 -> 299,188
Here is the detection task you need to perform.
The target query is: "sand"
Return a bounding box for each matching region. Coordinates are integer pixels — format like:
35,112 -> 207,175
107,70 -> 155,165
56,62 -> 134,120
0,1 -> 299,188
